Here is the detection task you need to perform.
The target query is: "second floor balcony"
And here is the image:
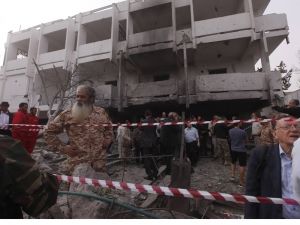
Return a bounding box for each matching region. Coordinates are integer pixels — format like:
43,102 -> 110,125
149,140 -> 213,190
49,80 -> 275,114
123,71 -> 282,107
194,12 -> 288,44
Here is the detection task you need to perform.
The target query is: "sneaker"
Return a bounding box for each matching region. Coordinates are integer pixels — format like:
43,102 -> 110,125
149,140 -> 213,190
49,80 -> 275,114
238,184 -> 244,188
229,177 -> 235,182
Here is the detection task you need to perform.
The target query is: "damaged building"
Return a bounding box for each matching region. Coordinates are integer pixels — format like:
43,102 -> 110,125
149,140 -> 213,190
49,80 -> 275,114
0,0 -> 289,120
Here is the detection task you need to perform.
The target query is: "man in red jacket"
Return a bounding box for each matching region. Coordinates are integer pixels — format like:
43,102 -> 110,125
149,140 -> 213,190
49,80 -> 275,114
12,102 -> 29,151
27,107 -> 39,153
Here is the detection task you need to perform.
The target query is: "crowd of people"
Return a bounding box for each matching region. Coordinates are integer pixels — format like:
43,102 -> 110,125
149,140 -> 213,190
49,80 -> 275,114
1,85 -> 300,219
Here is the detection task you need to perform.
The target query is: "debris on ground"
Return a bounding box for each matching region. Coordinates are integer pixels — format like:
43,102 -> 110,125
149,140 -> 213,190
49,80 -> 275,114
30,139 -> 245,219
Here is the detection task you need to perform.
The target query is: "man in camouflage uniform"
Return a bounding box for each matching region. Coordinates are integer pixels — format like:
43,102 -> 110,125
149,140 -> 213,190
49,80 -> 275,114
0,135 -> 58,218
259,120 -> 275,145
44,85 -> 113,174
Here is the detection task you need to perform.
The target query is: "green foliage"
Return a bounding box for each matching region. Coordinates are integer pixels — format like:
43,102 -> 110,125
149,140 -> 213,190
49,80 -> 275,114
275,61 -> 293,90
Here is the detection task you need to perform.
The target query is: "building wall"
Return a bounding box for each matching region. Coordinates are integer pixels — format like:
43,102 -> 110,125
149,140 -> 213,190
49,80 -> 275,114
0,0 -> 289,115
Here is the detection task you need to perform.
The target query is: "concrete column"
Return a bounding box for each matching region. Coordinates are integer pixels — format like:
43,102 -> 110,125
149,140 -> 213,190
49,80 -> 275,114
74,14 -> 82,64
118,51 -> 123,112
189,0 -> 196,48
0,33 -> 12,101
1,43 -> 7,66
27,30 -> 39,63
32,29 -> 42,100
126,0 -> 133,50
78,15 -> 87,46
0,74 -> 7,103
64,17 -> 76,70
260,31 -> 270,73
244,0 -> 256,41
26,29 -> 39,107
111,4 -> 119,62
37,25 -> 49,55
182,33 -> 190,109
3,32 -> 11,65
171,0 -> 176,51
6,33 -> 17,61
260,31 -> 273,104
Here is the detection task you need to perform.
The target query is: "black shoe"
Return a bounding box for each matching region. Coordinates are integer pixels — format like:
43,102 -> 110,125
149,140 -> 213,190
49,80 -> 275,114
144,176 -> 153,181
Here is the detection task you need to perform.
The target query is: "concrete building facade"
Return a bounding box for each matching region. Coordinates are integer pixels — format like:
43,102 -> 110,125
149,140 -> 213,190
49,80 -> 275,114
0,0 -> 289,119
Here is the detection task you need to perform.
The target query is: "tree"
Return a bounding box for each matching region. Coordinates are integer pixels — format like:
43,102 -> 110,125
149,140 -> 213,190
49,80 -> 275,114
33,59 -> 93,123
275,61 -> 293,91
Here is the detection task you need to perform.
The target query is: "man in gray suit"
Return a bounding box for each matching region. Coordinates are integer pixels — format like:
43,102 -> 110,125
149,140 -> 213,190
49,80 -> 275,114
245,116 -> 300,218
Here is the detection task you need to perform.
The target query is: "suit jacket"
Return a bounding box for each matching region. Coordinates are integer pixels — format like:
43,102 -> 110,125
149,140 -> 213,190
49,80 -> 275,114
140,116 -> 157,148
244,144 -> 282,219
160,117 -> 181,148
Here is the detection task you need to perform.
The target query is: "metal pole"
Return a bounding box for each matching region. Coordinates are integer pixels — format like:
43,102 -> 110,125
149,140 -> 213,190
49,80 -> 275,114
118,51 -> 123,112
179,111 -> 185,163
183,36 -> 189,109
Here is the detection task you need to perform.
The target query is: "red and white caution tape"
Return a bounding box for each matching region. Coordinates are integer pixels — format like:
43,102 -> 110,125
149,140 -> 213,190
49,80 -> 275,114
6,118 -> 278,129
8,124 -> 45,128
7,117 -> 298,129
55,174 -> 300,206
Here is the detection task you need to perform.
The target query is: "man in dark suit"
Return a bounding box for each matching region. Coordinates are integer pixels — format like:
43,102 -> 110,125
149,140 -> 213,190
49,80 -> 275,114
140,110 -> 158,180
0,101 -> 13,136
160,112 -> 181,174
245,116 -> 300,218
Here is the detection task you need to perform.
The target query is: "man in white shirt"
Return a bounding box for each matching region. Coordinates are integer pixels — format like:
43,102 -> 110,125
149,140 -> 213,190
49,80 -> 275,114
184,121 -> 200,166
251,112 -> 262,145
0,101 -> 13,136
292,138 -> 300,201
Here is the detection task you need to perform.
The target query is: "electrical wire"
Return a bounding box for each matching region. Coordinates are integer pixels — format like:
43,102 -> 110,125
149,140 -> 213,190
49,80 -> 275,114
58,191 -> 159,219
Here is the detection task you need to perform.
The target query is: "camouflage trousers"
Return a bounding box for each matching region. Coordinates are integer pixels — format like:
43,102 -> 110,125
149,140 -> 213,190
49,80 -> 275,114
214,138 -> 231,165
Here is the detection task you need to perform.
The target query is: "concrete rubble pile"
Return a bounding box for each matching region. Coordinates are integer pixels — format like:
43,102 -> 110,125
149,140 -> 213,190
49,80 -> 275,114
29,138 -> 244,219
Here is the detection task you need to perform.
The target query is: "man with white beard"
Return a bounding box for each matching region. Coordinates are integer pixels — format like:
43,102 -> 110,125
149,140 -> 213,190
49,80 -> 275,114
44,85 -> 113,174
44,86 -> 116,218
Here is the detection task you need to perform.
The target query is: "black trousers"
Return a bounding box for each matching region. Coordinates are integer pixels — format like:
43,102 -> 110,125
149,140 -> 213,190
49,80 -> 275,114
186,141 -> 198,166
142,147 -> 158,178
160,143 -> 176,174
134,144 -> 143,163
